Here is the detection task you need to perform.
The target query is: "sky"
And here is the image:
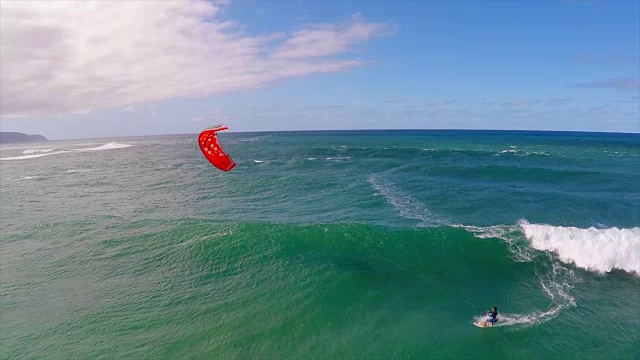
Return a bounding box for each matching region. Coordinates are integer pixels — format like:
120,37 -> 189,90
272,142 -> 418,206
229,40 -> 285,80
0,0 -> 638,139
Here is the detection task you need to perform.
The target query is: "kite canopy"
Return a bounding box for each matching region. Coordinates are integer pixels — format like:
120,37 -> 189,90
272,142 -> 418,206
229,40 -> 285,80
198,125 -> 236,171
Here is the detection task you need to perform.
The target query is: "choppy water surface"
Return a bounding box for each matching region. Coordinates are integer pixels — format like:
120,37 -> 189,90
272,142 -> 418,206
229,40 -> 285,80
2,130 -> 639,359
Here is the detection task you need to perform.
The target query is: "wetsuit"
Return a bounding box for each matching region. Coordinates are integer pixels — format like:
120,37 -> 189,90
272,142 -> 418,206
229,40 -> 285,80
487,310 -> 498,324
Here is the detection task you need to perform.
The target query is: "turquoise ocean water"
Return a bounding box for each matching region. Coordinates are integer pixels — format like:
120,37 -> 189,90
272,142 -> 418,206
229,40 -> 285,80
1,130 -> 639,359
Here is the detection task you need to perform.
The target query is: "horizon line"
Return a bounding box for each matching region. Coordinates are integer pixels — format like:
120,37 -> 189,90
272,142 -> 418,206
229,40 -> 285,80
4,127 -> 638,142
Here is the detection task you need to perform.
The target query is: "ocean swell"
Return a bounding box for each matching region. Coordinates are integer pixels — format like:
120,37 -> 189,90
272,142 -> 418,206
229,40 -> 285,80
368,174 -> 446,227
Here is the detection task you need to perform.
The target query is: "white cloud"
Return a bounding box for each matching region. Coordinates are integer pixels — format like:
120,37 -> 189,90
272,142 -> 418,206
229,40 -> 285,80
272,14 -> 387,60
0,1 -> 391,117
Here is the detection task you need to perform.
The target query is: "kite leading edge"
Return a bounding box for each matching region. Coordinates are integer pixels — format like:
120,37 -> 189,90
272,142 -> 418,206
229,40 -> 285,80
198,125 -> 236,171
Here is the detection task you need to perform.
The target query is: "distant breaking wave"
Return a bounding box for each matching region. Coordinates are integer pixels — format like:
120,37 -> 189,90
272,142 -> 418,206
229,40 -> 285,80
22,148 -> 56,154
73,143 -> 133,152
13,176 -> 39,181
0,142 -> 133,161
66,169 -> 91,173
302,146 -> 558,160
494,149 -> 550,157
2,151 -> 71,160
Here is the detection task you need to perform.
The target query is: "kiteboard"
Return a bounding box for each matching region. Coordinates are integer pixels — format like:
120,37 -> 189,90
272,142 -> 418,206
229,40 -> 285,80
473,320 -> 495,328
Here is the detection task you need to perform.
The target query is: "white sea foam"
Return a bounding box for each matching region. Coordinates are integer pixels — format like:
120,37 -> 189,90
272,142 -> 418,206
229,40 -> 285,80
495,149 -> 550,157
22,148 -> 56,154
66,169 -> 91,173
0,150 -> 72,160
368,174 -> 446,227
459,224 -> 534,262
74,142 -> 133,151
240,135 -> 271,142
253,160 -> 265,163
519,221 -> 640,275
1,142 -> 132,161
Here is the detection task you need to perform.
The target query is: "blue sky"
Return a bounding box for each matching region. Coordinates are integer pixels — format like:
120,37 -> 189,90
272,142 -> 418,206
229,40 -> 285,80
1,0 -> 638,139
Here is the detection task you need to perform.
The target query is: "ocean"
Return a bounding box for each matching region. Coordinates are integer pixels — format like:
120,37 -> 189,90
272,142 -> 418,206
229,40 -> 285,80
1,130 -> 639,359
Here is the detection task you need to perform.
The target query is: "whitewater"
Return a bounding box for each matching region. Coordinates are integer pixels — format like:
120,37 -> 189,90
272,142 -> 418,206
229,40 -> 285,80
0,142 -> 132,160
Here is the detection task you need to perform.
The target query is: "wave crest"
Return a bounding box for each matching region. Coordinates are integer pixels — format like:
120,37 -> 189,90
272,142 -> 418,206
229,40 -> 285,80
519,221 -> 640,275
1,150 -> 71,160
74,142 -> 133,151
22,148 -> 56,154
1,142 -> 132,161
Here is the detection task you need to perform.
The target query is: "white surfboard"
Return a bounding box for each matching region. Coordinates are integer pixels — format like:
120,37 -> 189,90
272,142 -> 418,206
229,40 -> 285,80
473,321 -> 494,328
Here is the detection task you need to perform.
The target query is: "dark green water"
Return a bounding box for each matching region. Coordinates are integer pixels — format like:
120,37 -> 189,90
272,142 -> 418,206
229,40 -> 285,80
1,130 -> 639,359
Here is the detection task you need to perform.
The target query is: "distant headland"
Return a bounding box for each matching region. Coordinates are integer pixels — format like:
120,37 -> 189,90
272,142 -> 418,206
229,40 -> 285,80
0,132 -> 48,144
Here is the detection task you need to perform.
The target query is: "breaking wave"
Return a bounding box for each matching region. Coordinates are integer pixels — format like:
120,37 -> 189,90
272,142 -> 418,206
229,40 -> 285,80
464,220 -> 640,328
1,151 -> 72,160
458,221 -> 640,275
494,149 -> 550,157
66,169 -> 91,173
22,148 -> 57,154
367,173 -> 638,278
462,223 -> 578,328
73,143 -> 133,151
0,143 -> 132,161
520,221 -> 640,275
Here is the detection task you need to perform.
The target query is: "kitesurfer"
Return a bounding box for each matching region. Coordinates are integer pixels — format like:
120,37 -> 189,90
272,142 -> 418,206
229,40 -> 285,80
481,306 -> 498,327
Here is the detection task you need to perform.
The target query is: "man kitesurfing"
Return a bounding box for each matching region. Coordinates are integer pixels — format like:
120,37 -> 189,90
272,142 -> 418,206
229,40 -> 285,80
480,306 -> 499,327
